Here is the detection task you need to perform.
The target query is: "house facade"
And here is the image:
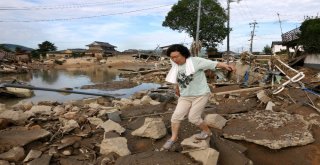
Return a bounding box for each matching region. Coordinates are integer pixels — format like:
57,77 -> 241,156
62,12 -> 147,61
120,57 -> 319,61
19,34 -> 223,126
46,49 -> 86,59
85,41 -> 117,57
0,50 -> 15,62
271,41 -> 293,54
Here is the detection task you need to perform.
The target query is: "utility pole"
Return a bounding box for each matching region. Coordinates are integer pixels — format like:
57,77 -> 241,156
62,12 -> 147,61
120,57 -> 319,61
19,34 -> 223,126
195,0 -> 201,45
277,13 -> 283,35
226,0 -> 241,63
226,0 -> 230,63
249,20 -> 257,53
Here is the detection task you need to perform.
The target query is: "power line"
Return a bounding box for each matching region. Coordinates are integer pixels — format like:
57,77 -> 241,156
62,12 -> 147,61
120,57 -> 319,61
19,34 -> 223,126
0,4 -> 173,23
0,0 -> 136,10
249,20 -> 258,52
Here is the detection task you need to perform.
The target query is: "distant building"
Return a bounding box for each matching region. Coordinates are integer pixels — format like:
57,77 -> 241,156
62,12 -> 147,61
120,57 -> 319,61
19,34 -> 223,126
0,50 -> 15,62
85,41 -> 117,57
271,41 -> 295,54
46,48 -> 87,59
15,53 -> 30,63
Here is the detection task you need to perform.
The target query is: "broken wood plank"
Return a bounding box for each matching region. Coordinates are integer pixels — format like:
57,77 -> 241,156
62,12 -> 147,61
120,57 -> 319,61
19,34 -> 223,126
213,86 -> 269,96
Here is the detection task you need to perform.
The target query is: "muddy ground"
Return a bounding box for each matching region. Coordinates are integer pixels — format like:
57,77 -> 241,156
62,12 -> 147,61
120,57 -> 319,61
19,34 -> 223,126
1,56 -> 320,165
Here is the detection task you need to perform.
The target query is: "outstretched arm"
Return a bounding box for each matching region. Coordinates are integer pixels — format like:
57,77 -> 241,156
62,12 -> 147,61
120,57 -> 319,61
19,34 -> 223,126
216,62 -> 236,72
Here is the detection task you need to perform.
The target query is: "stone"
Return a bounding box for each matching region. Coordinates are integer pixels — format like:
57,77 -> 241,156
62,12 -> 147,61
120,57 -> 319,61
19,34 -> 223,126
0,119 -> 10,130
71,106 -> 80,112
204,114 -> 227,129
0,103 -> 5,112
0,126 -> 51,146
0,146 -> 25,162
0,160 -> 10,165
60,119 -> 79,133
27,154 -> 51,165
59,157 -> 86,165
141,95 -> 153,105
53,105 -> 66,116
100,137 -> 131,156
24,149 -> 42,162
107,111 -> 122,123
89,103 -> 101,109
132,99 -> 142,106
99,120 -> 125,134
87,117 -> 104,126
48,147 -> 58,157
257,90 -> 271,103
28,105 -> 52,115
63,112 -> 78,119
149,100 -> 161,105
62,149 -> 72,156
131,118 -> 166,139
0,110 -> 32,124
223,111 -> 315,149
181,134 -> 210,150
58,136 -> 82,150
186,148 -> 219,165
266,101 -> 275,111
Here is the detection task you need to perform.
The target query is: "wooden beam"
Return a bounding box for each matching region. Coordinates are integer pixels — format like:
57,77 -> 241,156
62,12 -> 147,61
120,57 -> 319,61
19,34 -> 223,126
213,86 -> 269,96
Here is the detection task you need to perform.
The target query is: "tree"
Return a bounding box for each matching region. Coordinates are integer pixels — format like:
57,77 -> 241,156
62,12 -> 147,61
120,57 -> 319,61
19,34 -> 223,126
298,18 -> 320,54
162,0 -> 229,48
38,41 -> 57,58
263,45 -> 272,55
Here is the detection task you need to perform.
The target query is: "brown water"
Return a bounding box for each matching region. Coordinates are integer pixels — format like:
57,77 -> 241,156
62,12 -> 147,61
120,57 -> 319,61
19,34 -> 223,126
0,66 -> 160,106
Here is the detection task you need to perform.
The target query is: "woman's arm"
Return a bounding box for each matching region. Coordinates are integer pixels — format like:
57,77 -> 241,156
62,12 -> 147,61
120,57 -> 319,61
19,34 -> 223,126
216,62 -> 236,71
175,84 -> 180,97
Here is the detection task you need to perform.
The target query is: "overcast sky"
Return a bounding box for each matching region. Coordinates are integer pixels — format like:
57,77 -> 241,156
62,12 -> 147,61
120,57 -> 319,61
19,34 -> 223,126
0,0 -> 319,52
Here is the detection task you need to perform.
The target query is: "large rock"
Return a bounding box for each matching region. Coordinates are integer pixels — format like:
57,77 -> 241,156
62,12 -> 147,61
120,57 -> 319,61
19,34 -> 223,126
0,126 -> 51,146
0,146 -> 25,162
186,148 -> 219,165
24,149 -> 42,162
181,134 -> 210,150
131,118 -> 166,139
99,120 -> 125,134
87,117 -> 104,126
223,111 -> 315,149
0,103 -> 6,112
0,160 -> 10,165
28,105 -> 52,115
100,137 -> 131,156
0,110 -> 32,124
53,105 -> 66,116
60,119 -> 79,133
204,114 -> 227,129
27,154 -> 51,165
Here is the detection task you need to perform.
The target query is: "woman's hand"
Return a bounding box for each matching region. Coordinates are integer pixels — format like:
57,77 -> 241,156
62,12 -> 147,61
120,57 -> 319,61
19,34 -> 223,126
217,62 -> 236,72
175,84 -> 180,97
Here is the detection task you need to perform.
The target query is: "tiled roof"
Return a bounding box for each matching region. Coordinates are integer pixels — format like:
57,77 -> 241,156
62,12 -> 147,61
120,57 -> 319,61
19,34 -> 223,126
86,41 -> 117,48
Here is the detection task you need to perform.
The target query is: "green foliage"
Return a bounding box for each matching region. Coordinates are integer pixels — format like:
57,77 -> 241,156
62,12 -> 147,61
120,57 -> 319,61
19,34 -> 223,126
72,52 -> 84,58
263,45 -> 272,54
0,45 -> 13,52
37,41 -> 57,57
31,50 -> 40,59
299,18 -> 320,53
162,0 -> 228,48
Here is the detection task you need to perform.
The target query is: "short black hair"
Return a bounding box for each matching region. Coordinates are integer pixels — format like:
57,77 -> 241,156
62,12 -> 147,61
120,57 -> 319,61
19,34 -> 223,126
166,44 -> 191,58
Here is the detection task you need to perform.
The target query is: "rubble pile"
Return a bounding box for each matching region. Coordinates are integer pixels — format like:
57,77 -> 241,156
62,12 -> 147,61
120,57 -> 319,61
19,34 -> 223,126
1,54 -> 320,164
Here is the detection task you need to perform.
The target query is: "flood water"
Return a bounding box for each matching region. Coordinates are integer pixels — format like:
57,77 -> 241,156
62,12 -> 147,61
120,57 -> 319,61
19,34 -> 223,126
0,66 -> 160,106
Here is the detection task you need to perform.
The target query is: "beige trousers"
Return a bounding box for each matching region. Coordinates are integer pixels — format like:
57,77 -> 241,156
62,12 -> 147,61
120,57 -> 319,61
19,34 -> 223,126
171,94 -> 209,125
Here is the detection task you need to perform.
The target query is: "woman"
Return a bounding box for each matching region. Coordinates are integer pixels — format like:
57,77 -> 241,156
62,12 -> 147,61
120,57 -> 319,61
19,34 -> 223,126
162,44 -> 235,150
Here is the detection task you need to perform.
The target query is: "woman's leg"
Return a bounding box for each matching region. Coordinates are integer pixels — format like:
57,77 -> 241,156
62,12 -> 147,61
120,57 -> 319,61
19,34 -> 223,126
164,97 -> 191,147
188,94 -> 211,135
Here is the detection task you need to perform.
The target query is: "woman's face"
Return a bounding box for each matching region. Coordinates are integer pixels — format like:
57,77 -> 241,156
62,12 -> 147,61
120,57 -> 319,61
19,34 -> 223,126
170,51 -> 186,65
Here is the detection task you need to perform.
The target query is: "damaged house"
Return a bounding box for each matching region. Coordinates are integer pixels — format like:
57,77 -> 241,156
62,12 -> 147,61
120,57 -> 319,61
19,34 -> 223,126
85,41 -> 117,58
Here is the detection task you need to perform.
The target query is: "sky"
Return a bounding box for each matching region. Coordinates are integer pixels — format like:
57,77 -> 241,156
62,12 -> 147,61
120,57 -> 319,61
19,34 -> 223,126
0,0 -> 319,52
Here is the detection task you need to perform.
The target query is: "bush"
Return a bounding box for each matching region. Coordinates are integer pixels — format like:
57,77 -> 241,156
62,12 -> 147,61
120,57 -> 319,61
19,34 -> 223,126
299,18 -> 320,53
